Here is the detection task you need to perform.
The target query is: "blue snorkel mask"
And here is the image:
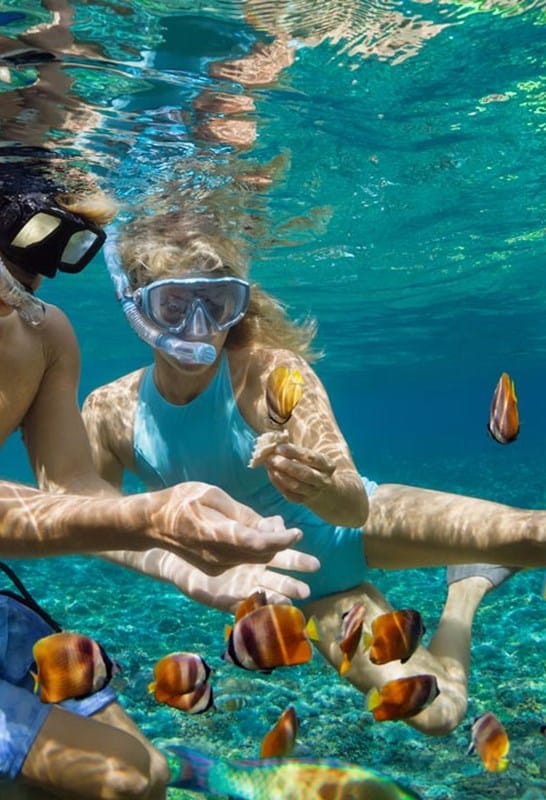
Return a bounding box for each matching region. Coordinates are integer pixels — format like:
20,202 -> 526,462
104,229 -> 249,366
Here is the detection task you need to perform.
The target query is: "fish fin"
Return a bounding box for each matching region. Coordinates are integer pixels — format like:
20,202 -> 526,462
339,654 -> 351,676
497,757 -> 509,772
224,624 -> 232,641
148,681 -> 156,695
362,632 -> 372,651
305,615 -> 320,641
466,743 -> 475,756
367,687 -> 381,711
30,671 -> 39,694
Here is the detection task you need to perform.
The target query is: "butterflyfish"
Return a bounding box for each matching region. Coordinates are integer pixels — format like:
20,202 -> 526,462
223,603 -> 319,672
152,680 -> 214,714
338,601 -> 366,676
468,712 -> 510,772
167,743 -> 423,799
364,609 -> 425,665
488,372 -> 519,444
368,674 -> 440,722
31,631 -> 120,703
148,652 -> 212,713
259,705 -> 299,758
266,365 -> 304,425
235,590 -> 268,622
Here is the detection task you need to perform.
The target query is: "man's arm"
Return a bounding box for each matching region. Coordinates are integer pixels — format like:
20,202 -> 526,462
7,306 -> 308,574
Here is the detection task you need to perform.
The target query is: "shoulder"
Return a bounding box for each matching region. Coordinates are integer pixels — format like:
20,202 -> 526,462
84,369 -> 145,415
83,369 -> 145,455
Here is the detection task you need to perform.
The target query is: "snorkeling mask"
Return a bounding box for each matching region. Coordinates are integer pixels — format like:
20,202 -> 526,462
134,277 -> 250,338
0,193 -> 106,278
104,231 -> 222,367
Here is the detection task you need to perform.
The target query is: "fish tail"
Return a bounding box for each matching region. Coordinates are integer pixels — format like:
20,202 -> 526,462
166,745 -> 215,791
305,615 -> 320,641
147,681 -> 156,694
362,632 -> 373,651
497,757 -> 509,772
339,654 -> 351,676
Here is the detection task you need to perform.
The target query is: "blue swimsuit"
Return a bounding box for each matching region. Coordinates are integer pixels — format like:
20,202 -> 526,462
134,353 -> 376,601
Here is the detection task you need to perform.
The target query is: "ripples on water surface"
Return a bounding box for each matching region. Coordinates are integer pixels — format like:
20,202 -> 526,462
1,1 -> 545,798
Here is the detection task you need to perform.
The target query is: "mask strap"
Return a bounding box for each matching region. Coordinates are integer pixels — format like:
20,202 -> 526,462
103,227 -> 216,366
0,253 -> 45,326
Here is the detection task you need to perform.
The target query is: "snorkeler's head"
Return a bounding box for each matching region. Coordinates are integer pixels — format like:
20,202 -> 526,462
0,158 -> 118,279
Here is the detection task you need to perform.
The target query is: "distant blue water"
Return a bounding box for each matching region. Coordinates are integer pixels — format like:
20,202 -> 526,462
1,1 -> 545,798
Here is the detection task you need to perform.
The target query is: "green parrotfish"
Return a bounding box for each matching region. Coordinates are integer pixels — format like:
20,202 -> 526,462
167,744 -> 422,799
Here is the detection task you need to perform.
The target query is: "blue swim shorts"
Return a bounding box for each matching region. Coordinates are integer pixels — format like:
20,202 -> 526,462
0,593 -> 115,779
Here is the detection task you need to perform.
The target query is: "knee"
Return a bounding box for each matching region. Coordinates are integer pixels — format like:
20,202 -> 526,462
101,748 -> 168,800
408,688 -> 468,738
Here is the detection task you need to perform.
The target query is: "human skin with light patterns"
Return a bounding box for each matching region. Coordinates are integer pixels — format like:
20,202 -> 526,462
82,215 -> 546,738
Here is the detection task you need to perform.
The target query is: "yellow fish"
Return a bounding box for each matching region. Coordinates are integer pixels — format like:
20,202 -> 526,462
468,712 -> 510,772
266,366 -> 304,425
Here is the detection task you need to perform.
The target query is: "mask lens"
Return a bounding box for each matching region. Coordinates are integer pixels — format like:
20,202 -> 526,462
144,278 -> 249,333
11,213 -> 61,247
61,229 -> 100,265
149,284 -> 192,330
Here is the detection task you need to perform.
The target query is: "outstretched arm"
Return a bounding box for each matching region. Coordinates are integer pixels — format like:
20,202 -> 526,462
243,349 -> 369,527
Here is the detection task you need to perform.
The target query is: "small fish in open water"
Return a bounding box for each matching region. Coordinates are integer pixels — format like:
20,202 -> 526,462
32,631 -> 120,703
148,652 -> 213,714
167,744 -> 423,799
468,712 -> 510,772
223,598 -> 319,672
260,706 -> 299,758
338,601 -> 366,676
488,372 -> 519,444
364,609 -> 425,665
368,674 -> 440,721
266,365 -> 305,425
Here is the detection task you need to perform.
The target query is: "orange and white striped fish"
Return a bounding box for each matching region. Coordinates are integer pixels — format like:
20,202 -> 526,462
368,674 -> 440,721
364,609 -> 425,665
32,631 -> 120,703
488,372 -> 519,444
260,706 -> 299,758
148,652 -> 213,714
468,712 -> 510,772
338,602 -> 366,676
223,598 -> 319,672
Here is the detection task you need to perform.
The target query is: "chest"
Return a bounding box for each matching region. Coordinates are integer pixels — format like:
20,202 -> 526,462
0,329 -> 45,446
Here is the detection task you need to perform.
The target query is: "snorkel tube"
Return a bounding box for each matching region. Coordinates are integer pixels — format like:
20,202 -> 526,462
0,252 -> 46,326
103,229 -> 216,366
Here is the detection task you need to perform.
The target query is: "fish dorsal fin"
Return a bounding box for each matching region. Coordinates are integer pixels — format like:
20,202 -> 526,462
224,624 -> 233,641
235,590 -> 268,622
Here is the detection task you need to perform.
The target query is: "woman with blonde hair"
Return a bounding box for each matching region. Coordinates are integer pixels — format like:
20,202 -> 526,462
83,204 -> 546,738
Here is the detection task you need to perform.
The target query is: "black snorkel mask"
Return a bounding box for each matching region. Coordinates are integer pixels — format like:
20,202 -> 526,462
0,193 -> 106,278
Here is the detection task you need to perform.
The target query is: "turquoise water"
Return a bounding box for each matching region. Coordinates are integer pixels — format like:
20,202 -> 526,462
1,0 -> 545,797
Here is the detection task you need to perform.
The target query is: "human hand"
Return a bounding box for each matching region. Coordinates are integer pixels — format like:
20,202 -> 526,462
140,482 -> 310,576
165,548 -> 320,614
265,443 -> 336,504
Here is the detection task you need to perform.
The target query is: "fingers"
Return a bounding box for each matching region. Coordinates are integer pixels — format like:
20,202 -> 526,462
275,444 -> 336,476
267,549 -> 320,573
259,570 -> 313,601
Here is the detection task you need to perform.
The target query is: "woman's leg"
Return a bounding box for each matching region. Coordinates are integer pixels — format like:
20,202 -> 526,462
17,703 -> 169,799
302,581 -> 484,737
364,484 -> 546,569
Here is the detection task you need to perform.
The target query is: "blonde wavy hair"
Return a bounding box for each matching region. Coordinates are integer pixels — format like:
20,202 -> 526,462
118,210 -> 320,362
56,191 -> 119,227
